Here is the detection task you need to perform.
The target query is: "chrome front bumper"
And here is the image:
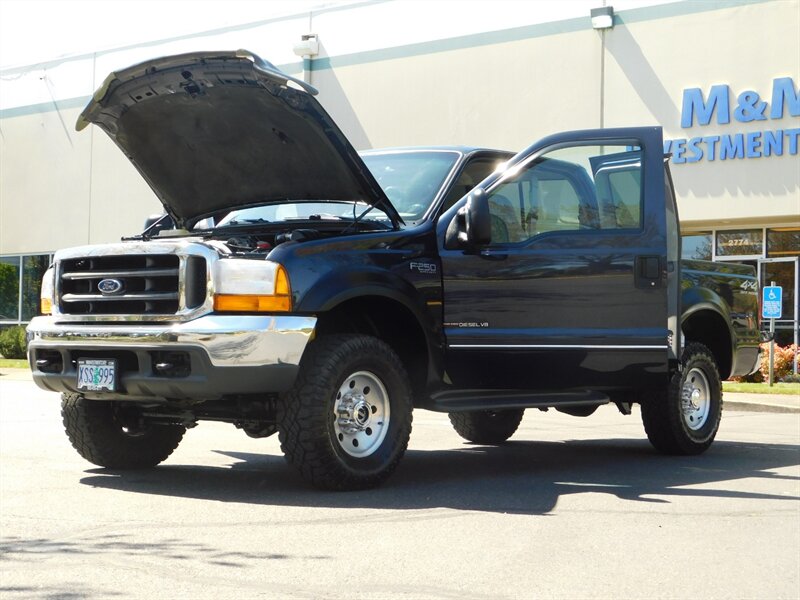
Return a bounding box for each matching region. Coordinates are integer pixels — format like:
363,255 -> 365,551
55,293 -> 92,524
27,315 -> 317,401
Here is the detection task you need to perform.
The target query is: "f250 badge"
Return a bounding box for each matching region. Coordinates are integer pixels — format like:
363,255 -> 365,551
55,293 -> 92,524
410,262 -> 437,274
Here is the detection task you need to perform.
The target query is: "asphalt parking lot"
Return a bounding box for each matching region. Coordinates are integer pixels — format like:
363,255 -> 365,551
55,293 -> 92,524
1,374 -> 798,599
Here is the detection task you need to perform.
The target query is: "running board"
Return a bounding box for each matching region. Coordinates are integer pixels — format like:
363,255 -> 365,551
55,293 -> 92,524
424,390 -> 610,413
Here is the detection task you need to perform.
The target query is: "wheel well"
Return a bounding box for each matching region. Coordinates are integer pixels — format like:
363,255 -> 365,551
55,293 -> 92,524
682,309 -> 732,379
314,296 -> 429,396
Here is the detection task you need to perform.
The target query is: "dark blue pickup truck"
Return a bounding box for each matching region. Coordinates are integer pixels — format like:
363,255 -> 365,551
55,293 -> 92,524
27,51 -> 760,490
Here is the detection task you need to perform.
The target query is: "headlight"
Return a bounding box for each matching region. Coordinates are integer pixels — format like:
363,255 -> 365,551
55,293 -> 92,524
212,259 -> 292,312
40,266 -> 55,315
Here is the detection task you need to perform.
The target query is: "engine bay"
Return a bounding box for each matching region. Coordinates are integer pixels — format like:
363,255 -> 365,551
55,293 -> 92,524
134,211 -> 393,256
223,228 -> 326,254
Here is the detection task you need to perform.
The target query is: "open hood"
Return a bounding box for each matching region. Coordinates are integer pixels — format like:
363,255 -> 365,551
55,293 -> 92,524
78,50 -> 401,228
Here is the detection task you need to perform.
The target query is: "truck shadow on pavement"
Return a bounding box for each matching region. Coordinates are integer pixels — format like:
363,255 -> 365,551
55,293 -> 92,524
79,438 -> 800,515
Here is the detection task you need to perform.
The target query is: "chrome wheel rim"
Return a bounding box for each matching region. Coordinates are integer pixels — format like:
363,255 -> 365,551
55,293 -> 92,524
681,367 -> 711,431
333,371 -> 390,458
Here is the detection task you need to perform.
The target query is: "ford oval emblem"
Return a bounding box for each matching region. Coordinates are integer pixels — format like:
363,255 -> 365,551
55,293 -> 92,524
97,278 -> 124,295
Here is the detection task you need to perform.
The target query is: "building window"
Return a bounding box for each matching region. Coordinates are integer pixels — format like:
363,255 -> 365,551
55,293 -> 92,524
0,256 -> 21,322
0,254 -> 52,324
681,232 -> 712,260
715,229 -> 763,257
767,228 -> 800,257
22,255 -> 51,321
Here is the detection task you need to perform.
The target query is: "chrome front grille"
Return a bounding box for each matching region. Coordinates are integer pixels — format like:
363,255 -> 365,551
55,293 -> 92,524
58,254 -> 206,316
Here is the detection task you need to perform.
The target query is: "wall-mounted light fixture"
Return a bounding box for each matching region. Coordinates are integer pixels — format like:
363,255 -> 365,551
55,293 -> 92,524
590,6 -> 615,30
293,34 -> 319,85
293,34 -> 319,58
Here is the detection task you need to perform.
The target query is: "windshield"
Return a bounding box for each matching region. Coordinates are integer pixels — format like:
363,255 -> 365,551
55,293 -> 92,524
201,150 -> 459,230
361,151 -> 460,220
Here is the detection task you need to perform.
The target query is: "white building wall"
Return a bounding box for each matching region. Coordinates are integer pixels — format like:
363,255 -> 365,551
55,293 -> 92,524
602,0 -> 800,227
0,0 -> 798,257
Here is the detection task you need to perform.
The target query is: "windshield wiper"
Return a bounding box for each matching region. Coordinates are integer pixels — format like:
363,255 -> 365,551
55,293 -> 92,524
339,203 -> 385,235
125,229 -> 213,241
224,217 -> 270,226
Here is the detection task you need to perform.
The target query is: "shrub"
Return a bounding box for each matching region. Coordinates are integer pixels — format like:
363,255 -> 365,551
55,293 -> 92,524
0,325 -> 28,359
732,343 -> 798,383
767,343 -> 798,381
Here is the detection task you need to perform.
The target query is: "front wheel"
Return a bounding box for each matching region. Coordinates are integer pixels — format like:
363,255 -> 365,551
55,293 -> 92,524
61,394 -> 185,468
641,343 -> 722,455
277,334 -> 413,491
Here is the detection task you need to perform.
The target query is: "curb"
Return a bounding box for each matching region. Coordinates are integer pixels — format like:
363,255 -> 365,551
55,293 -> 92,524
725,400 -> 800,414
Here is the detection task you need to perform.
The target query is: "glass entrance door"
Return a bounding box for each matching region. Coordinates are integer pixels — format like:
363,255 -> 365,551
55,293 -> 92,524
759,257 -> 799,354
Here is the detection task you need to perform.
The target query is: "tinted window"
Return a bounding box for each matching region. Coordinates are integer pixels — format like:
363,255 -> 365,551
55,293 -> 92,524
682,233 -> 712,260
22,255 -> 51,321
486,145 -> 642,244
0,253 -> 52,323
0,256 -> 20,322
767,228 -> 800,257
715,230 -> 762,257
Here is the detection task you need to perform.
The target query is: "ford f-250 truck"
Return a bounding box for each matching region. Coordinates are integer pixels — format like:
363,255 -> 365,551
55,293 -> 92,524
27,51 -> 761,490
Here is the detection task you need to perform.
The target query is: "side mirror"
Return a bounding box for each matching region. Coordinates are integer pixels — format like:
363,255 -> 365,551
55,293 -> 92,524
444,189 -> 492,250
465,189 -> 492,246
143,214 -> 165,230
142,214 -> 174,236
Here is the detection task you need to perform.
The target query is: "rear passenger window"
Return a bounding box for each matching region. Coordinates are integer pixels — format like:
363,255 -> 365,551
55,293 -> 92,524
486,144 -> 642,244
602,168 -> 641,228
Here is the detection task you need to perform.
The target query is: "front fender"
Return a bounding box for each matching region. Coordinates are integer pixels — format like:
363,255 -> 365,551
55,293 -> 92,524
296,266 -> 428,317
296,266 -> 444,388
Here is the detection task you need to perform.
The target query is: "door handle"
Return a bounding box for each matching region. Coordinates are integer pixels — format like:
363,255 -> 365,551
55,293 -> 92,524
635,255 -> 662,288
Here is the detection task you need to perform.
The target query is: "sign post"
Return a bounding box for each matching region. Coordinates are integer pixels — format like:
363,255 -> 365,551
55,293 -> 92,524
762,283 -> 783,387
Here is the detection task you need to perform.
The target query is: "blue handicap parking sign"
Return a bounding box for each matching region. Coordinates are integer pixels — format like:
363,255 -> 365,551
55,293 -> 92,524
762,286 -> 783,319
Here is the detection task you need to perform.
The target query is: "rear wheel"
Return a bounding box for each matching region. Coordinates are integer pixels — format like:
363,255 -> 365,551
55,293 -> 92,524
641,343 -> 722,455
448,409 -> 524,444
61,394 -> 185,468
277,334 -> 413,491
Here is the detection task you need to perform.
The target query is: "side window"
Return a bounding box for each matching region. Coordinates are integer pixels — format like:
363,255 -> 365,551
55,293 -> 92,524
486,144 -> 642,244
441,156 -> 507,213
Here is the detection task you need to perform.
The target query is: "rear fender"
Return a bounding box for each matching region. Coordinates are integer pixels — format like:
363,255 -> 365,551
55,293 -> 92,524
681,286 -> 735,378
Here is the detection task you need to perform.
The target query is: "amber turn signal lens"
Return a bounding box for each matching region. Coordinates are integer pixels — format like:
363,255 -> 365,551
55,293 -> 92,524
40,298 -> 52,315
213,294 -> 291,312
275,265 -> 291,296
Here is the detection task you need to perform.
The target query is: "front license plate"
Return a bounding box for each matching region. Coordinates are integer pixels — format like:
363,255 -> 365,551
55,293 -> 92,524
77,359 -> 117,392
